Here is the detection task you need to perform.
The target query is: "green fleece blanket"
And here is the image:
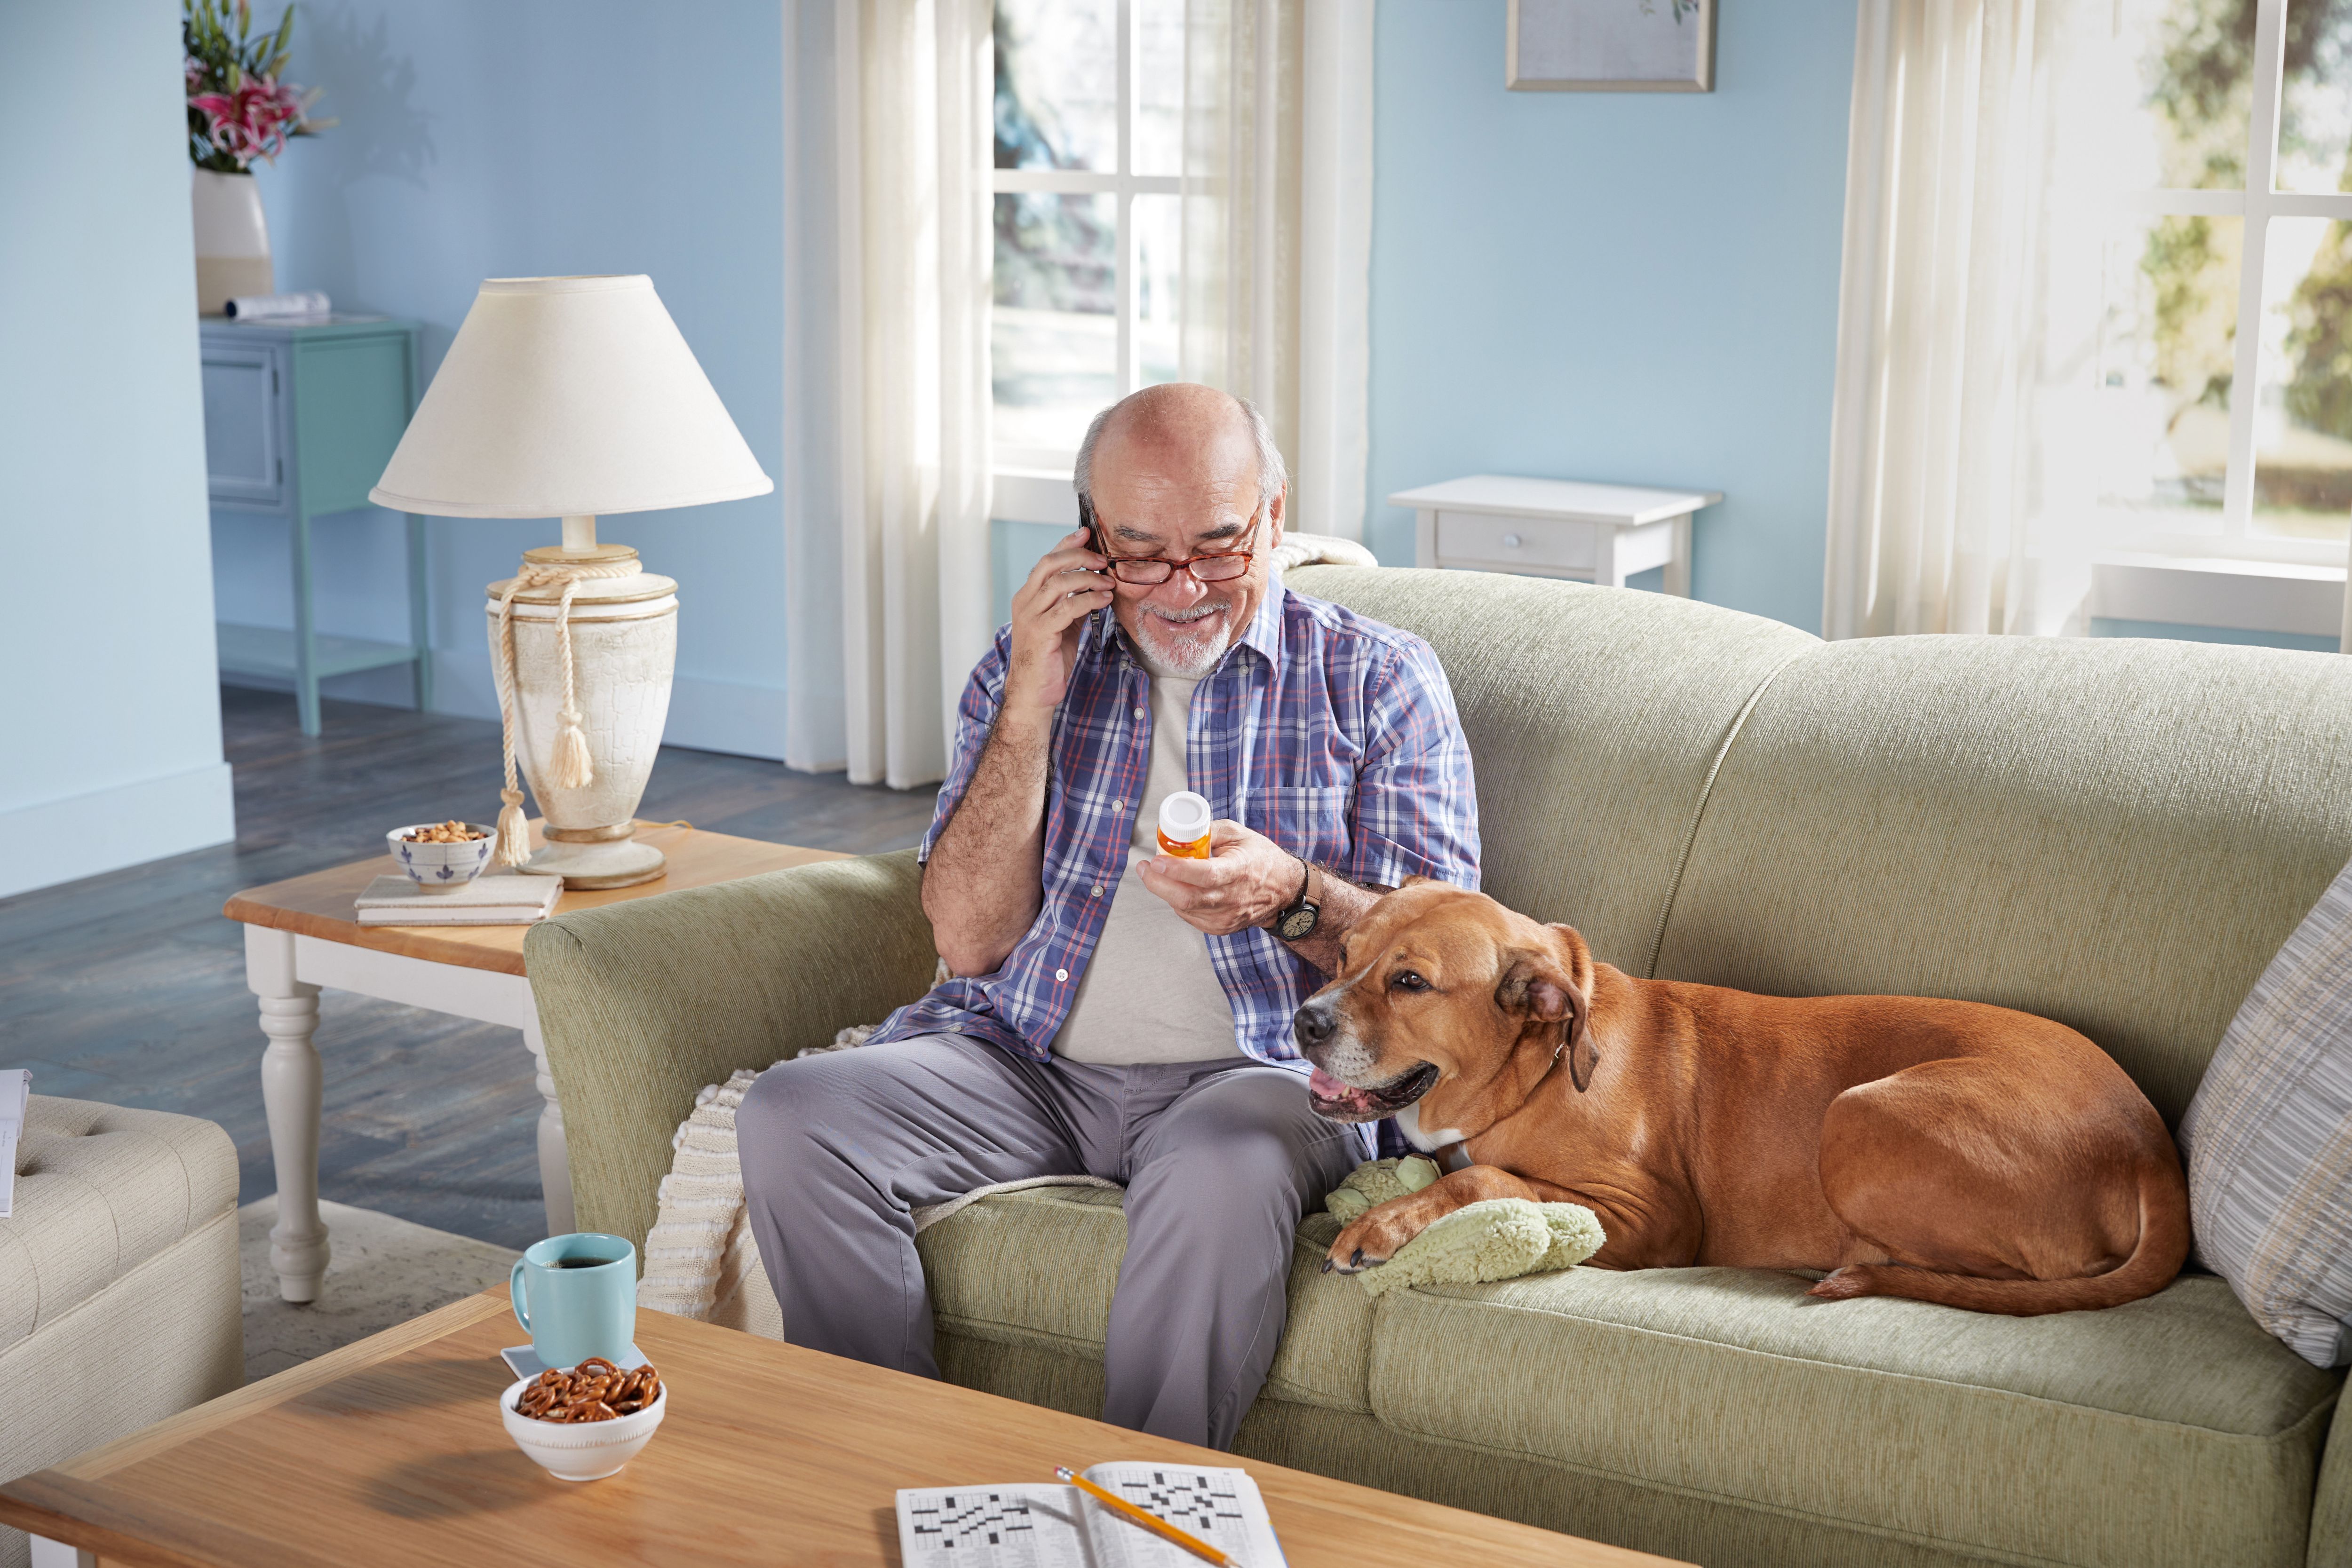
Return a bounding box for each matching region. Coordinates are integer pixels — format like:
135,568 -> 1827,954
1323,1156 -> 1605,1299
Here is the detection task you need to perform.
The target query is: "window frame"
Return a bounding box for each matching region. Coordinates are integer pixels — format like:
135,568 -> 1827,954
2119,0 -> 2352,566
990,0 -> 1180,476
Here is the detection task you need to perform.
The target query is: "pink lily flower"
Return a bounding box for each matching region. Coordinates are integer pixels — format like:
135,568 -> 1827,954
190,74 -> 310,167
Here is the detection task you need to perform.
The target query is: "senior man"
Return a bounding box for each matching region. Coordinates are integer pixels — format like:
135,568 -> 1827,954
739,383 -> 1478,1449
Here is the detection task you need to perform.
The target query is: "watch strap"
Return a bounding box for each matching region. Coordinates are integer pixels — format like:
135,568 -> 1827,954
1273,855 -> 1320,939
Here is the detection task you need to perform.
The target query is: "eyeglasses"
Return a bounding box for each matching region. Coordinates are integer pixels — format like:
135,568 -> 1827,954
1084,504 -> 1263,586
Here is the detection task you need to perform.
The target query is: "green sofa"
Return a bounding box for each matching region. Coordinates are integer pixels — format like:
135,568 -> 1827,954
526,566 -> 2352,1568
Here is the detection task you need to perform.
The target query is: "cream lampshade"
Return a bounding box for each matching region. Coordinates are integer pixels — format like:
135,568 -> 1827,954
371,274 -> 772,888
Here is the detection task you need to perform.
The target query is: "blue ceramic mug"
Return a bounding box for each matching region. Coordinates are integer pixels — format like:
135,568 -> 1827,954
509,1232 -> 636,1370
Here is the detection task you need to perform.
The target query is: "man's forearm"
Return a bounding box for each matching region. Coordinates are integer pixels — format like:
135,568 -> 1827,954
921,711 -> 1053,975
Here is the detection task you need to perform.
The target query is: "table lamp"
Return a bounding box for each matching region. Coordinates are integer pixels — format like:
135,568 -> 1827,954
369,274 -> 772,887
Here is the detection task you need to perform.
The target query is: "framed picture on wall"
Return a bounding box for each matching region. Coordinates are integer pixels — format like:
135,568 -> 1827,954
1507,0 -> 1717,93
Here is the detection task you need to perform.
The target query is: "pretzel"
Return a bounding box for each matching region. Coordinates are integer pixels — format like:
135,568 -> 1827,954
512,1358 -> 662,1422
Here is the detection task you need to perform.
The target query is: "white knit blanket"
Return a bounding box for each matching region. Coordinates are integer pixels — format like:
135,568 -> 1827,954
1270,531 -> 1378,573
638,1030 -> 1120,1337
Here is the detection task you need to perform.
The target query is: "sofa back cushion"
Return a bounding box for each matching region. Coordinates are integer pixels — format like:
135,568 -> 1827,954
1656,634 -> 2352,1126
1286,567 -> 1817,973
1291,569 -> 2352,1124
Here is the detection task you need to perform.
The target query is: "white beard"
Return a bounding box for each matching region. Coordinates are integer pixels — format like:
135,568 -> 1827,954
1132,600 -> 1236,679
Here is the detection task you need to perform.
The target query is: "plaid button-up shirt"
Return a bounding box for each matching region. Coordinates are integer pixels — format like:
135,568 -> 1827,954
869,579 -> 1481,1067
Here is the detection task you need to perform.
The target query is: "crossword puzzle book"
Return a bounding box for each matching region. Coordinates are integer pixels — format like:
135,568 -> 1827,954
896,1462 -> 1286,1568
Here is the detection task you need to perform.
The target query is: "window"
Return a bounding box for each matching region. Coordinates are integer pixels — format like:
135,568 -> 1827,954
2060,0 -> 2352,560
990,0 -> 1184,471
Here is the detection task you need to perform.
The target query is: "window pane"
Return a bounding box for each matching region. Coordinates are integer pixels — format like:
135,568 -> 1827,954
1135,0 -> 1185,177
2050,0 -> 2249,190
1135,192 -> 1181,387
2280,0 -> 2352,192
2040,209 -> 2242,537
994,192 -> 1117,454
995,0 -> 1116,172
2250,215 -> 2352,540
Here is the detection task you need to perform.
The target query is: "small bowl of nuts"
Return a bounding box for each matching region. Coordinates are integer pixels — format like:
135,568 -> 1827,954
387,821 -> 498,893
500,1357 -> 666,1482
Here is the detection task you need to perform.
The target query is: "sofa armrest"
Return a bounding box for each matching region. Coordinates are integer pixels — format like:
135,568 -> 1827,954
2315,1395 -> 2351,1568
524,847 -> 936,1254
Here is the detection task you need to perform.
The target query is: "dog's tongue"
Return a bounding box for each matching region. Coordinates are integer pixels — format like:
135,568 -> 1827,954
1309,1065 -> 1380,1115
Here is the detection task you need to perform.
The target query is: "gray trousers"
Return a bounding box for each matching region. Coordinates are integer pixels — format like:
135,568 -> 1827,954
736,1034 -> 1364,1449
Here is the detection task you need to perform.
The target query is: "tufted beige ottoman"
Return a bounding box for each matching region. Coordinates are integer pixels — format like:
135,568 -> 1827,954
0,1097 -> 242,1568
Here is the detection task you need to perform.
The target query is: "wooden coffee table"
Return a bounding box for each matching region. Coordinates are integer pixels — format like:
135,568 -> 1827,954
223,823 -> 843,1302
0,1291 -> 1681,1568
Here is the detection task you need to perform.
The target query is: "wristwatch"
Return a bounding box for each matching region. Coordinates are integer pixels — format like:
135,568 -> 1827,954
1271,855 -> 1321,942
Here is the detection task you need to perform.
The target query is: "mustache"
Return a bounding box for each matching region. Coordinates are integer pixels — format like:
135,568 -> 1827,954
1143,599 -> 1233,627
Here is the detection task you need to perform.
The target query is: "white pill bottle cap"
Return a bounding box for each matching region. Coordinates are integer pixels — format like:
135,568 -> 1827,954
1159,791 -> 1213,843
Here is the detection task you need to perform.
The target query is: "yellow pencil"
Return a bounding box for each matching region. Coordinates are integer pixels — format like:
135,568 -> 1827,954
1056,1465 -> 1232,1567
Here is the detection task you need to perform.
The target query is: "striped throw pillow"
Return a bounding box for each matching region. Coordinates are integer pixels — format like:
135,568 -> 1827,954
2180,856 -> 2352,1368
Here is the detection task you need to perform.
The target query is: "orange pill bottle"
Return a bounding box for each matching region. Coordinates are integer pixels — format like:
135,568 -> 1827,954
1156,791 -> 1213,859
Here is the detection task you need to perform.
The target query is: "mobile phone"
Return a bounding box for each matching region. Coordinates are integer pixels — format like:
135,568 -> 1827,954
1078,496 -> 1108,573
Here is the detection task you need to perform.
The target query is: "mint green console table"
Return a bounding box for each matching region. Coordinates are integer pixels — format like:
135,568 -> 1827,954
200,315 -> 429,736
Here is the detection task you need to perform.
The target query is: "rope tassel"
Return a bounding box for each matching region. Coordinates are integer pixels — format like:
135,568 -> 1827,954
494,787 -> 530,868
550,709 -> 596,790
491,556 -> 636,863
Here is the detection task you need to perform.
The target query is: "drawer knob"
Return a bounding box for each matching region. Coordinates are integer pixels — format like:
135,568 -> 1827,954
1501,532 -> 1522,548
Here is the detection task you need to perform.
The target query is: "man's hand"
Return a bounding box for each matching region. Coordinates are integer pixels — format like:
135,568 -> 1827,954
1137,820 -> 1301,935
1004,529 -> 1114,713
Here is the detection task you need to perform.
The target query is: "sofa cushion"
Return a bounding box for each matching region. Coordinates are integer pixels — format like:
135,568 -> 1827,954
915,1188 -> 1378,1414
1287,566 -> 1818,974
1655,634 -> 2352,1129
0,1096 -> 240,1349
1367,1266 -> 2344,1568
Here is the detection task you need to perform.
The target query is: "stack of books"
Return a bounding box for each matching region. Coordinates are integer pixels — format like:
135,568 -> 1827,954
353,871 -> 564,926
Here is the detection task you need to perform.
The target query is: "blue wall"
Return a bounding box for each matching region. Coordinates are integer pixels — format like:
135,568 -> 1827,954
0,0 -> 235,897
1364,0 -> 1858,632
227,0 -> 788,756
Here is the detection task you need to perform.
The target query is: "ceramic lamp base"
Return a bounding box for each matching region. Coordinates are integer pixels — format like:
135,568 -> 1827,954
522,832 -> 666,890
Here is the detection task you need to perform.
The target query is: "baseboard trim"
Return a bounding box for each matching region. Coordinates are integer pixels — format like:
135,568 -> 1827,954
0,761 -> 236,899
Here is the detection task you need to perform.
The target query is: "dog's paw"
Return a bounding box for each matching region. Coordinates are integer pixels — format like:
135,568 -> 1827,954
1323,1196 -> 1433,1275
1807,1266 -> 1874,1301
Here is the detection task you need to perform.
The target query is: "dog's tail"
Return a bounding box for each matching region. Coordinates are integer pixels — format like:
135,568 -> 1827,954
1808,1158 -> 2190,1316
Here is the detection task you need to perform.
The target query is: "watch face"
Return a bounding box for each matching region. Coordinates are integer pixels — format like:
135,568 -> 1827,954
1278,903 -> 1319,941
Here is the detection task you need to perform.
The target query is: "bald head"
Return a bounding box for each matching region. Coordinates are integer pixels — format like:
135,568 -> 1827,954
1074,383 -> 1287,515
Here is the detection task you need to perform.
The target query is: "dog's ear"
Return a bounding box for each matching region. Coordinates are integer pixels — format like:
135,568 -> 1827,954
1397,874 -> 1441,891
1542,924 -> 1598,1091
1496,936 -> 1596,1090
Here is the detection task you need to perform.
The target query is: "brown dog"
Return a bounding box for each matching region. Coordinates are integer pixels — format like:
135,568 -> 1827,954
1294,880 -> 2189,1314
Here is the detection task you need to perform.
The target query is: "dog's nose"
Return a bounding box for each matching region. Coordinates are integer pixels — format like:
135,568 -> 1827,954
1294,998 -> 1336,1050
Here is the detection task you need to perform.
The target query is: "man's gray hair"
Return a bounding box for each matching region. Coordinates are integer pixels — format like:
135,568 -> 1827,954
1072,389 -> 1289,516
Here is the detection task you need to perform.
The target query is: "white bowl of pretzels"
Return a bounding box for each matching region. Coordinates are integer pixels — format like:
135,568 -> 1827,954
500,1356 -> 667,1482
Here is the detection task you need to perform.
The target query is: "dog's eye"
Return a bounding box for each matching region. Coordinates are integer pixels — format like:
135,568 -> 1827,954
1391,970 -> 1429,993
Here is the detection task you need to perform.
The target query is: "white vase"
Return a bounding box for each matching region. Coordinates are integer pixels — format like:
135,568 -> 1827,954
487,546 -> 680,889
191,167 -> 273,316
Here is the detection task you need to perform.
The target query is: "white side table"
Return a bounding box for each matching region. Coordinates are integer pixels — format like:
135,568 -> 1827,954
222,823 -> 843,1301
1389,475 -> 1723,596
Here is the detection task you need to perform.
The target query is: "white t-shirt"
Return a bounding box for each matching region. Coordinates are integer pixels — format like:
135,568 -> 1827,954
1051,669 -> 1242,1064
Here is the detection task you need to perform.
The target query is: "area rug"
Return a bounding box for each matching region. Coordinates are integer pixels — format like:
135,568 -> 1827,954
238,1195 -> 520,1383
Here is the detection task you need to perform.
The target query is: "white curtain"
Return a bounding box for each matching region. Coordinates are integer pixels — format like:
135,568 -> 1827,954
1822,0 -> 2083,639
783,0 -> 1372,785
796,0 -> 993,789
1180,0 -> 1375,539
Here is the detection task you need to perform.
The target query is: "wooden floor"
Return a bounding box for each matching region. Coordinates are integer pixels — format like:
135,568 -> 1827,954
0,686 -> 938,1249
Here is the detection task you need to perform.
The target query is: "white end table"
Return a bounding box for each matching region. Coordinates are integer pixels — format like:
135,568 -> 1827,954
1390,474 -> 1723,596
222,822 -> 843,1302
